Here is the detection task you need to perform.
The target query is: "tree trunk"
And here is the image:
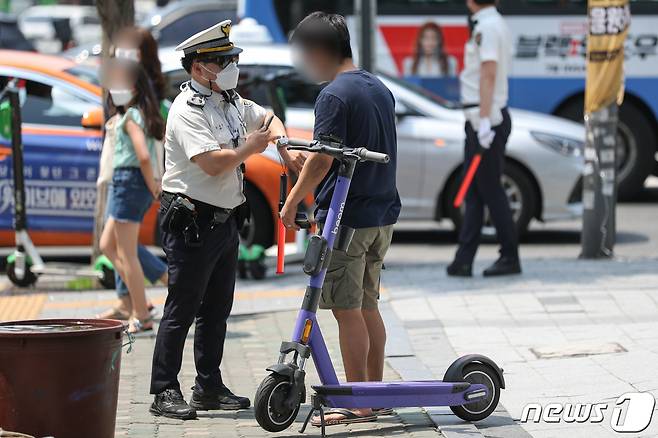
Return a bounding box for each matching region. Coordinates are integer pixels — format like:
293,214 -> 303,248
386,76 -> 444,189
97,0 -> 135,55
91,1 -> 134,267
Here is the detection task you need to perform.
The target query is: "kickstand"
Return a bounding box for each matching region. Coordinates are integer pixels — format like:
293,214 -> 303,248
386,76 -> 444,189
299,394 -> 326,438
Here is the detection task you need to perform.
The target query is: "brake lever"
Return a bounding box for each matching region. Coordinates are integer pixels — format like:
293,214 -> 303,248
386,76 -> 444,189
294,212 -> 312,229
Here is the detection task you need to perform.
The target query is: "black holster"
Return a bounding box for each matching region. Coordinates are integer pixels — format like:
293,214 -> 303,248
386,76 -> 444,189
235,200 -> 250,231
160,192 -> 196,235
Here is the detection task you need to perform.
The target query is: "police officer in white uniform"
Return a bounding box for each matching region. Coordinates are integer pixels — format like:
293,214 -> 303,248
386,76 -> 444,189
447,0 -> 521,277
149,20 -> 297,419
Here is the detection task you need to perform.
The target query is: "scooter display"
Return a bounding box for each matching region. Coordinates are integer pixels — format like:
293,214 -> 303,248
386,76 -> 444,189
254,137 -> 505,437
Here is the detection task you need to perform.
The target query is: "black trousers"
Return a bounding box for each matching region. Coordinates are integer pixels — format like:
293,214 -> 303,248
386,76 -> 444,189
455,108 -> 518,264
150,209 -> 239,395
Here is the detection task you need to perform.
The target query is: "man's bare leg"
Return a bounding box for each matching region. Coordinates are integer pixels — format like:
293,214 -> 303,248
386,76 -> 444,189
362,307 -> 386,381
316,308 -> 374,422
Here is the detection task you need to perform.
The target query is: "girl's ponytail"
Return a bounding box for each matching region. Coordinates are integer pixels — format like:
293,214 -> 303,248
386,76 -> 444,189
133,65 -> 165,141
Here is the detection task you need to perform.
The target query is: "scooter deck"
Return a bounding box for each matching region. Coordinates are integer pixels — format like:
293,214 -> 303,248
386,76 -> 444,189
30,263 -> 102,278
312,380 -> 488,409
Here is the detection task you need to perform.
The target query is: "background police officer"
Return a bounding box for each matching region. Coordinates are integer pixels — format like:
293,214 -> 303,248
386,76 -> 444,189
149,20 -> 294,419
447,0 -> 522,277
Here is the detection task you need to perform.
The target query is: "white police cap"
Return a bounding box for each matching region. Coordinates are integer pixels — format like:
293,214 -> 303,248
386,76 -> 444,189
175,19 -> 243,57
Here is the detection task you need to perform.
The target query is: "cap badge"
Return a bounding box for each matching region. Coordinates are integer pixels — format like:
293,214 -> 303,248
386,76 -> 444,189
221,22 -> 231,37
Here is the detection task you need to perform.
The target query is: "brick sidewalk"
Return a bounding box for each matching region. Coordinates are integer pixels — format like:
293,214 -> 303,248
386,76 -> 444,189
114,309 -> 441,438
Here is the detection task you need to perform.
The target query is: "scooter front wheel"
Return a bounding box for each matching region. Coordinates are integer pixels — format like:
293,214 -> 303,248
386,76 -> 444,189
450,363 -> 501,422
254,373 -> 303,432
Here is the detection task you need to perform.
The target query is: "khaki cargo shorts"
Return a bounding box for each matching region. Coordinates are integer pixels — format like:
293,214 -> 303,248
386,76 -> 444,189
320,224 -> 394,310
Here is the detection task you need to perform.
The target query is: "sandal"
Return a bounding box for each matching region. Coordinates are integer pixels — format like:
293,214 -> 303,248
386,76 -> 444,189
148,303 -> 160,319
311,408 -> 377,427
128,316 -> 154,334
373,408 -> 395,416
96,302 -> 157,321
96,307 -> 130,320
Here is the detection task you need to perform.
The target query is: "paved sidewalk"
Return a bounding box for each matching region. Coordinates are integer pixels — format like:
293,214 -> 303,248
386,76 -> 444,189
383,256 -> 658,438
2,255 -> 658,437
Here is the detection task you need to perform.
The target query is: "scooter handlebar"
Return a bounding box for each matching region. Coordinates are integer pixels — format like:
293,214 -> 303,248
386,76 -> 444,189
352,147 -> 390,164
287,138 -> 313,147
287,139 -> 389,164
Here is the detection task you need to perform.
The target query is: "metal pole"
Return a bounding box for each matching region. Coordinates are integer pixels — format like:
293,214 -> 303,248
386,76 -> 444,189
356,0 -> 377,72
580,103 -> 617,258
580,0 -> 628,258
9,87 -> 27,234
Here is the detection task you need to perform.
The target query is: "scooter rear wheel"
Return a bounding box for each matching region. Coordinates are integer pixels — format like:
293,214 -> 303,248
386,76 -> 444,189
254,373 -> 303,432
6,260 -> 38,287
450,363 -> 501,422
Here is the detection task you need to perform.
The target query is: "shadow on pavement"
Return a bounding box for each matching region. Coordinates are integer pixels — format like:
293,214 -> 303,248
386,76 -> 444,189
199,406 -> 435,437
392,228 -> 647,246
383,255 -> 658,291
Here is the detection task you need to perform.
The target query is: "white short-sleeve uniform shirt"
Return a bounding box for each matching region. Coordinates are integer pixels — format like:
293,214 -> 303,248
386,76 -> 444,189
162,79 -> 267,208
459,6 -> 512,128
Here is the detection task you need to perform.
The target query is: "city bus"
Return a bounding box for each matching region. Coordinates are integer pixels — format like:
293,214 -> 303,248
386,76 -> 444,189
254,0 -> 658,200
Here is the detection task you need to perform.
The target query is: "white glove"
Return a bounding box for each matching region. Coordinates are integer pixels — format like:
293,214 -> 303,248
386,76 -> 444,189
477,117 -> 495,149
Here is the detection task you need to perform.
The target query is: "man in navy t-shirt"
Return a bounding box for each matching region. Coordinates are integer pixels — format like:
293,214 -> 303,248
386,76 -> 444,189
312,73 -> 401,228
281,11 -> 401,426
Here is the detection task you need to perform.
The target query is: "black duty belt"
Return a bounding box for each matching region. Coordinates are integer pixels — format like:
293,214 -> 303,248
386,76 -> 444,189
161,191 -> 234,225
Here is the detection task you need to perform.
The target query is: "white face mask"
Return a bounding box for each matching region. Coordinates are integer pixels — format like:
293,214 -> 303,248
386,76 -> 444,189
202,62 -> 240,91
109,88 -> 133,107
113,47 -> 140,62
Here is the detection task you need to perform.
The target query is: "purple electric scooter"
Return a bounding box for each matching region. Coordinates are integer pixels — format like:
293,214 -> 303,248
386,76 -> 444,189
254,136 -> 504,437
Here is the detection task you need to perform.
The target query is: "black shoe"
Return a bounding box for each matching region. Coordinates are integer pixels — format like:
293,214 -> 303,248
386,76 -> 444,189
189,384 -> 251,411
150,388 -> 197,420
447,261 -> 472,277
483,256 -> 522,277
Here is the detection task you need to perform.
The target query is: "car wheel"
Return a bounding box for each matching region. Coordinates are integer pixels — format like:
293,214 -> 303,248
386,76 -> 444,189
447,161 -> 536,237
241,183 -> 274,249
557,97 -> 656,200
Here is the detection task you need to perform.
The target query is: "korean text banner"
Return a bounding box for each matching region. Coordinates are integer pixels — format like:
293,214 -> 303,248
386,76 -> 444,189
585,0 -> 630,114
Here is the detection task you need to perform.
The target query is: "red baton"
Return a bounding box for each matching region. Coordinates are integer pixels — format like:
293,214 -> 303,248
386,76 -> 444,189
453,153 -> 482,208
276,218 -> 285,275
